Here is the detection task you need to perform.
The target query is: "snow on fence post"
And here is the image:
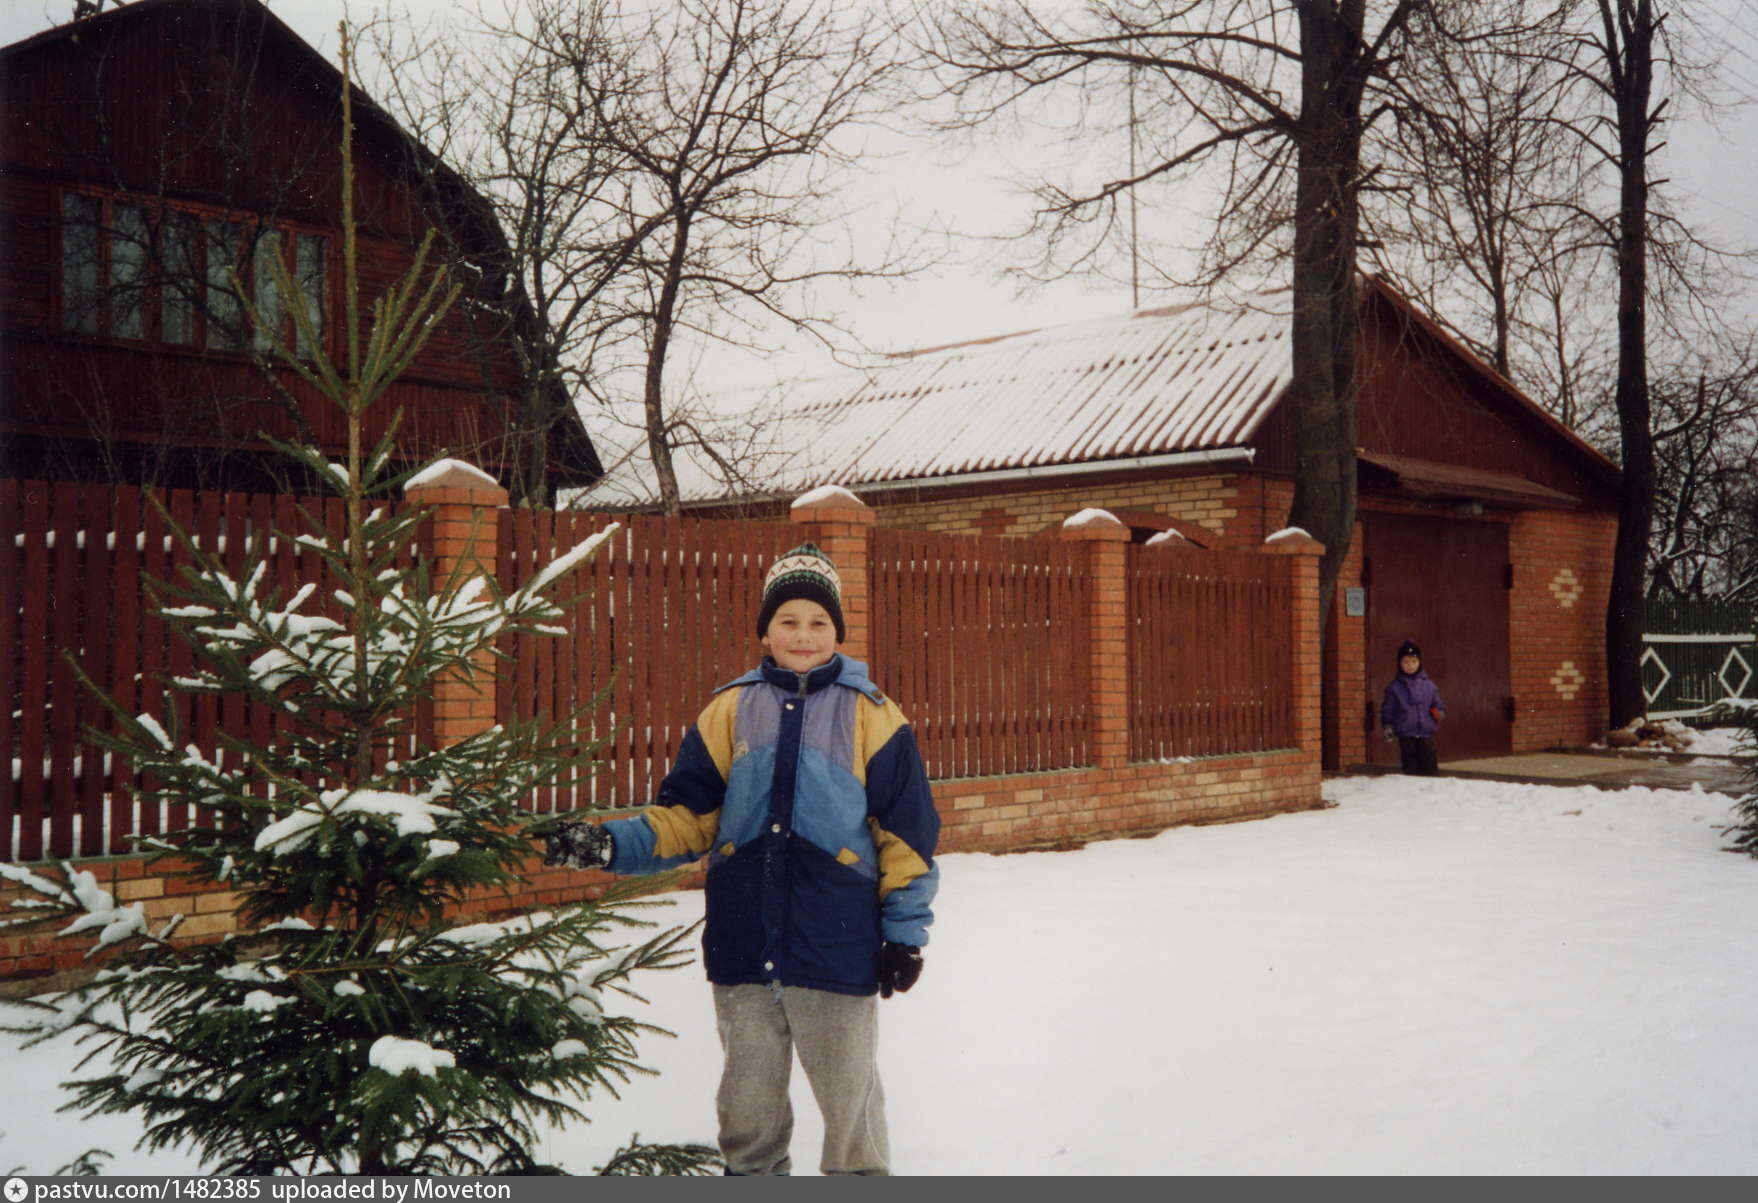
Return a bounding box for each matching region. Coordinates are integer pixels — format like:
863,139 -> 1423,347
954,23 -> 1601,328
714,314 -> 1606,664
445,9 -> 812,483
405,460 -> 509,748
1059,509 -> 1132,771
1262,528 -> 1326,761
790,485 -> 875,663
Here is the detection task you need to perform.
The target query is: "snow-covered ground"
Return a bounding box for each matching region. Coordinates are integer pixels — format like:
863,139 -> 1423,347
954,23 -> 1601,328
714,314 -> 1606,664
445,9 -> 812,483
1680,726 -> 1751,757
5,772 -> 1756,1175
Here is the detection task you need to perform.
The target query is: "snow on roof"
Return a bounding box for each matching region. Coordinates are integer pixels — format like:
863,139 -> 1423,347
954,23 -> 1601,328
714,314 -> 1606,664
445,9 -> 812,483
582,292 -> 1293,508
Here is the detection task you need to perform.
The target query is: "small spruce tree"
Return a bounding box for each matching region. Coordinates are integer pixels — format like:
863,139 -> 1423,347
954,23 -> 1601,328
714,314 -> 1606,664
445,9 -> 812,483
0,28 -> 718,1176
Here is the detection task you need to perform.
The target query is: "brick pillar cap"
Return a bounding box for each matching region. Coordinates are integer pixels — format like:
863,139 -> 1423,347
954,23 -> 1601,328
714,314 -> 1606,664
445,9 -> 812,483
1263,526 -> 1326,555
791,484 -> 870,511
792,484 -> 875,525
1059,507 -> 1130,541
405,458 -> 509,504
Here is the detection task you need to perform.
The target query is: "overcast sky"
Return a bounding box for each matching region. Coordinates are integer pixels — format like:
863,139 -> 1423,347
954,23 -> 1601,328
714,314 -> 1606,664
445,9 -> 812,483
5,0 -> 1757,396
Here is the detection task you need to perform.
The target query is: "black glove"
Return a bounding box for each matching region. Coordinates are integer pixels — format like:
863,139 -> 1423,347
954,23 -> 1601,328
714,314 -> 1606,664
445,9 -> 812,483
543,821 -> 614,870
878,942 -> 922,999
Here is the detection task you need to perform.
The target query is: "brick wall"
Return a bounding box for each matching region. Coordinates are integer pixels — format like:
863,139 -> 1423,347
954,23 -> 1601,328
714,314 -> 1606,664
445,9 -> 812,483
1,484 -> 1327,987
873,473 -> 1255,543
1324,524 -> 1369,770
858,468 -> 1615,764
1509,508 -> 1617,750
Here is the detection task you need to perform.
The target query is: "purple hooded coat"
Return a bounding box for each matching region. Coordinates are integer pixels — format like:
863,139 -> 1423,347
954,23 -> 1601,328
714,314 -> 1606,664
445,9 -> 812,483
1382,669 -> 1445,739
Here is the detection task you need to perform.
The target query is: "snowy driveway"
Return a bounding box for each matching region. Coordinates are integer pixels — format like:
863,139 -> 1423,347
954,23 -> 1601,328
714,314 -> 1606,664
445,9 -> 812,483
6,774 -> 1755,1175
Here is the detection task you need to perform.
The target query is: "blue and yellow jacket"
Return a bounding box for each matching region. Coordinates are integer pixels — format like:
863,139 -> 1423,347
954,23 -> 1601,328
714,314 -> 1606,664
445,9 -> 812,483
603,654 -> 939,997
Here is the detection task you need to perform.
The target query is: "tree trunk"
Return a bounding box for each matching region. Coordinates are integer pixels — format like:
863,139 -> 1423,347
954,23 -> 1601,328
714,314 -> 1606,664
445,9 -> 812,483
1285,1 -> 1367,619
504,379 -> 548,508
1603,0 -> 1657,726
644,222 -> 689,517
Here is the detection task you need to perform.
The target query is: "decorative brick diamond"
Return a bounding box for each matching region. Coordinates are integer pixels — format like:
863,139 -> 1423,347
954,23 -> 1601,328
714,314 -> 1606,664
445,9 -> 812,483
1550,660 -> 1586,700
1549,567 -> 1583,608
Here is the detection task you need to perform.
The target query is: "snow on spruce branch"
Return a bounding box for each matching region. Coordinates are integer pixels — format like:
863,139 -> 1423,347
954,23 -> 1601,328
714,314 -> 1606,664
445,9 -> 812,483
0,861 -> 179,955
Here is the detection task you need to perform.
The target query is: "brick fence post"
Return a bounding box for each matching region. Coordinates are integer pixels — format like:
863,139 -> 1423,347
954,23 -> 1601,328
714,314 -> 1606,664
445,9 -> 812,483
1263,528 -> 1327,761
405,460 -> 509,748
1060,509 -> 1131,771
790,487 -> 876,663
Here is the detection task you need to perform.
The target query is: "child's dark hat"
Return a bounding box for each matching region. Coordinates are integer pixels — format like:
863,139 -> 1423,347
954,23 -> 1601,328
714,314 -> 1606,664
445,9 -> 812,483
758,542 -> 845,642
1397,639 -> 1422,661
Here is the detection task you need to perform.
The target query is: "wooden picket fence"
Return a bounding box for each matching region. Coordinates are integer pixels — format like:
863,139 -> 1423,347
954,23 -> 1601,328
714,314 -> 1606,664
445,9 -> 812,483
6,479 -> 1304,860
870,527 -> 1090,779
1,478 -> 429,862
1127,543 -> 1295,761
497,511 -> 800,813
1641,596 -> 1756,719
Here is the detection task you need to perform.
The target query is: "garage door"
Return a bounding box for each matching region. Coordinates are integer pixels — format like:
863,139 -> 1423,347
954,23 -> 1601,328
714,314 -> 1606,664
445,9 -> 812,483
1365,514 -> 1511,764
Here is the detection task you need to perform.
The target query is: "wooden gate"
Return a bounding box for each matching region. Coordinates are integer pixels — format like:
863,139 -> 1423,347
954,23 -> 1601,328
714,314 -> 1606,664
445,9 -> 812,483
1364,514 -> 1512,763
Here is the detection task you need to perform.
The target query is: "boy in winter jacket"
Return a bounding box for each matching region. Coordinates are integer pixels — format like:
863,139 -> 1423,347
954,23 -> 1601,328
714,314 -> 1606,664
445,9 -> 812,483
1381,638 -> 1446,776
541,542 -> 939,1176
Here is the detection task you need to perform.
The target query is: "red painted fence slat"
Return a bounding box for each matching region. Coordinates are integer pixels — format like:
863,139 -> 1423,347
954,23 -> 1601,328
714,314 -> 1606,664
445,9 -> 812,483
1127,545 -> 1295,762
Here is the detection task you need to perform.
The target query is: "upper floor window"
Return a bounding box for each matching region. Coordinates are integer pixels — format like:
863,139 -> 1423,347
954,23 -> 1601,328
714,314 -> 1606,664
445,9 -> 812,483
59,191 -> 328,359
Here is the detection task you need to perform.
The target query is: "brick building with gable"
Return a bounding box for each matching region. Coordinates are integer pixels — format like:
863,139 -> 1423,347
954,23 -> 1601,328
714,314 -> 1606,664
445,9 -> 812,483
585,277 -> 1620,770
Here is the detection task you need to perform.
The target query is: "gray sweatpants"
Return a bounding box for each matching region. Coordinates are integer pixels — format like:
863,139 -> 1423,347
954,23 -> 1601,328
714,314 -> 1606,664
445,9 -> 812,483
711,983 -> 890,1176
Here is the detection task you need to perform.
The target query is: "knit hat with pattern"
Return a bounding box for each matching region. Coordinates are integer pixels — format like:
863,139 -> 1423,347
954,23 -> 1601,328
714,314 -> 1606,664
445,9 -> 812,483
757,542 -> 845,642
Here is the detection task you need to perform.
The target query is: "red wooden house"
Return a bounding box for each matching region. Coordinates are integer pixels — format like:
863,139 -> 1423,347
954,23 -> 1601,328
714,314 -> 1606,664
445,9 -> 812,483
0,0 -> 597,496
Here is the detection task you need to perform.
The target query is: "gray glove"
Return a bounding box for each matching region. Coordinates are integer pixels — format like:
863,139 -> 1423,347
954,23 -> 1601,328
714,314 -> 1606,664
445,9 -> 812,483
543,821 -> 614,870
1382,725 -> 1396,743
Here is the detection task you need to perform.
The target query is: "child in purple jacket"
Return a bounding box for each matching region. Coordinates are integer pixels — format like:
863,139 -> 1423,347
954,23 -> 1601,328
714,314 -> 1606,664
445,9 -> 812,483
1381,639 -> 1446,776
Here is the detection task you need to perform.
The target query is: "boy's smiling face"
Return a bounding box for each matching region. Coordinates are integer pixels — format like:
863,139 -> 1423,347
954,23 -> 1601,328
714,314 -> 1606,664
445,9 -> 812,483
1399,653 -> 1421,675
762,598 -> 838,673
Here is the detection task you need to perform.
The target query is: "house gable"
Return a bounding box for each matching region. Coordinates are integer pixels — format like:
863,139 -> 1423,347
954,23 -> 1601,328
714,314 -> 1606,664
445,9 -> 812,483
0,0 -> 597,493
1248,277 -> 1619,512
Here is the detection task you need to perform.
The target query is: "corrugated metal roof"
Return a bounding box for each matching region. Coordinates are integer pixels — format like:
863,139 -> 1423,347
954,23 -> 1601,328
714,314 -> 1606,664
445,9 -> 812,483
583,291 -> 1293,507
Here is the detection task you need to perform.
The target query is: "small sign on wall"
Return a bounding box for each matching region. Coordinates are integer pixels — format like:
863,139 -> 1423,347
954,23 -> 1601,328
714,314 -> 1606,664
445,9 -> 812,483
1344,587 -> 1367,618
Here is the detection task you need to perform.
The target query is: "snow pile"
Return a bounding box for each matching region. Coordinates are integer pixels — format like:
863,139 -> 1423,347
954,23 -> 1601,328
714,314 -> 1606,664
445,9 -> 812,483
240,991 -> 293,1014
790,484 -> 865,509
123,1067 -> 166,1094
405,459 -> 501,490
254,788 -> 456,855
1264,526 -> 1314,545
1061,508 -> 1122,530
368,1036 -> 455,1078
1689,726 -> 1755,758
1144,529 -> 1188,546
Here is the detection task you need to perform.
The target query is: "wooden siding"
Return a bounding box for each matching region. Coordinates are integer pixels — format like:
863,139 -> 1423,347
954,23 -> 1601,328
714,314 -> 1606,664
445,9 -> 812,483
0,0 -> 527,473
1250,291 -> 1618,510
1,2 -> 421,236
